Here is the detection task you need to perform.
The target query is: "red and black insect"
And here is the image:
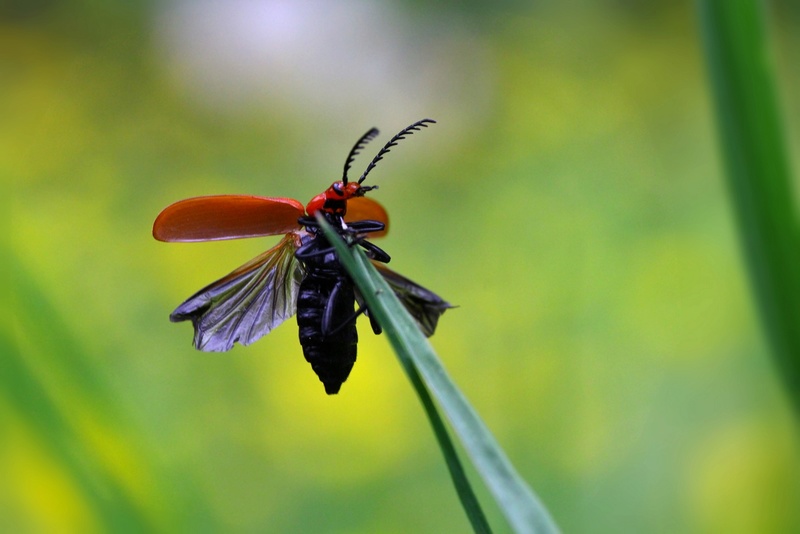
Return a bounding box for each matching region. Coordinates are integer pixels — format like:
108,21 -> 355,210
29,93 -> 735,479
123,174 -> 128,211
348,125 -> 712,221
153,119 -> 452,394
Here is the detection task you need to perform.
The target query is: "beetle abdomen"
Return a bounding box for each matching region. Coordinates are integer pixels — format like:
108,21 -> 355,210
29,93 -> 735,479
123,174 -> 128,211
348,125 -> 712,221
296,272 -> 358,395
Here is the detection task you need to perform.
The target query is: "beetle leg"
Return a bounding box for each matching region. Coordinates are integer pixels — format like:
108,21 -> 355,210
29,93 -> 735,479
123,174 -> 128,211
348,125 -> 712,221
321,279 -> 368,337
358,239 -> 390,263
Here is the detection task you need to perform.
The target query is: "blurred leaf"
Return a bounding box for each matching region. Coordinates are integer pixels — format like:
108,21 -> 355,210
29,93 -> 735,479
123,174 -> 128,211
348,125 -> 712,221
698,0 -> 800,412
3,247 -> 218,532
4,286 -> 151,530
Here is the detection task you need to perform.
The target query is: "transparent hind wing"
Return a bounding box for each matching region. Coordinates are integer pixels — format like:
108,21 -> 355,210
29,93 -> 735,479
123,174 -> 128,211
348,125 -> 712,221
362,262 -> 454,337
170,233 -> 304,351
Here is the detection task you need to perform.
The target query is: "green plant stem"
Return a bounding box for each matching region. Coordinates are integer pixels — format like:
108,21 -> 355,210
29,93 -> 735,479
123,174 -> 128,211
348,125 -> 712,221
698,0 -> 800,412
403,359 -> 493,533
319,215 -> 559,533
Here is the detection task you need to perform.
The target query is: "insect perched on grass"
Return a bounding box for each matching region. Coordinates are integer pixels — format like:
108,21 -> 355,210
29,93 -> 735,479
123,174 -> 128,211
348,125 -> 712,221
153,119 -> 453,394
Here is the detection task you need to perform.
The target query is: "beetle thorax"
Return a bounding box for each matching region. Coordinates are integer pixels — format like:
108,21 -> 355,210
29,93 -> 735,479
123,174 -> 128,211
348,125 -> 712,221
305,181 -> 365,217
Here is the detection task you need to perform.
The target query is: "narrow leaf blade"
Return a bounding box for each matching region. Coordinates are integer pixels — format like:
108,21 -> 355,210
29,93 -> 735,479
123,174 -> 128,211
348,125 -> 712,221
319,215 -> 558,534
698,0 -> 800,411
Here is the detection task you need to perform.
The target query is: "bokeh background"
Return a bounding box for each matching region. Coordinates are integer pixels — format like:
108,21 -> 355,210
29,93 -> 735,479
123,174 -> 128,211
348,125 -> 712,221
4,0 -> 800,532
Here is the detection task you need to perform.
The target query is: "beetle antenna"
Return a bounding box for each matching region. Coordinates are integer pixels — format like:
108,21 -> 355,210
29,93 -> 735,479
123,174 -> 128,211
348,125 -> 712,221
357,118 -> 436,184
342,127 -> 380,184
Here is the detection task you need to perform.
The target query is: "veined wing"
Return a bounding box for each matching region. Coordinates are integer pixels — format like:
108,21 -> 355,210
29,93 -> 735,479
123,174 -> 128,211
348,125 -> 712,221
170,233 -> 304,351
367,262 -> 454,337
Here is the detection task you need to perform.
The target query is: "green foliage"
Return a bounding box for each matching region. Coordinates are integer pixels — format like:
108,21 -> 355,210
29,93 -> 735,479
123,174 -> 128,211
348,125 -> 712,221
698,0 -> 800,412
3,2 -> 800,532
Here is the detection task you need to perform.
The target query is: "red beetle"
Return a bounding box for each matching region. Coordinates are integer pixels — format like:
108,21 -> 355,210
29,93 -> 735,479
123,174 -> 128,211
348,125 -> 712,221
153,119 -> 452,393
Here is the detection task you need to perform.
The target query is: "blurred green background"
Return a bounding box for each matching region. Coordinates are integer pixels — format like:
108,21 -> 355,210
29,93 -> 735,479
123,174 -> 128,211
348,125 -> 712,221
4,0 -> 800,532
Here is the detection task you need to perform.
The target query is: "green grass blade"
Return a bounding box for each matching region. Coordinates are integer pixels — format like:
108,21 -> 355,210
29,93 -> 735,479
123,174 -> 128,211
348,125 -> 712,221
698,0 -> 800,411
4,259 -> 153,531
4,247 -> 219,532
318,216 -> 559,534
400,353 -> 493,533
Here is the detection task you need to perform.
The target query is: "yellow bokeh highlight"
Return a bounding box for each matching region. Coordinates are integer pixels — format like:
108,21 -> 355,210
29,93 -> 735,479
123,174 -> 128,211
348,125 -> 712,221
256,333 -> 420,485
1,415 -> 100,534
688,419 -> 800,533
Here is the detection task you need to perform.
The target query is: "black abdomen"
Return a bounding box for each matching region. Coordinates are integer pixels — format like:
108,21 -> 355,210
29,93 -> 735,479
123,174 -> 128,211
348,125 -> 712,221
296,271 -> 357,395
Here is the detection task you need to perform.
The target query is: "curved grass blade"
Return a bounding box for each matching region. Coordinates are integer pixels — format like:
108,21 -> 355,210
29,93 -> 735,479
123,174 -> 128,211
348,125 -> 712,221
319,215 -> 558,534
4,246 -> 219,531
403,356 -> 492,533
698,0 -> 800,412
4,256 -> 153,531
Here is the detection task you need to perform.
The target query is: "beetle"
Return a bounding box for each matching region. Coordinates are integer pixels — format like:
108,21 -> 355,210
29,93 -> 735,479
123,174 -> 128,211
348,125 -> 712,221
153,119 -> 452,394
